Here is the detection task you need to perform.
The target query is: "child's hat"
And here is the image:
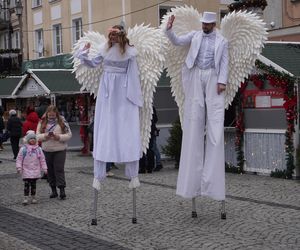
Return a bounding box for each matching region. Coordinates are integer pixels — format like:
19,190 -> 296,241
25,130 -> 37,142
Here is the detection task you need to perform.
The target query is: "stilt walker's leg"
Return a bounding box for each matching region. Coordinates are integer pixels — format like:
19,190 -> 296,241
91,161 -> 105,225
132,188 -> 137,224
220,200 -> 226,219
91,188 -> 98,225
192,197 -> 197,218
126,161 -> 140,224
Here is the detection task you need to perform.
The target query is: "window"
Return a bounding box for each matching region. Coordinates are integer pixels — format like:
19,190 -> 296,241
72,18 -> 82,44
4,32 -> 9,49
35,29 -> 44,58
13,31 -> 20,49
53,24 -> 62,55
159,6 -> 173,24
32,0 -> 42,8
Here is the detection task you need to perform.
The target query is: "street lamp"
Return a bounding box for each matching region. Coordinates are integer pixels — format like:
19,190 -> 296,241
15,1 -> 23,16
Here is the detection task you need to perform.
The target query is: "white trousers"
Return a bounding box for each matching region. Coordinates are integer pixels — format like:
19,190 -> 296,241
94,160 -> 139,181
176,67 -> 225,200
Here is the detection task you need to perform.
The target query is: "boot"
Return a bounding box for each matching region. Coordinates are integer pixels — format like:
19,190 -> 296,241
59,187 -> 66,200
22,196 -> 29,205
50,186 -> 58,198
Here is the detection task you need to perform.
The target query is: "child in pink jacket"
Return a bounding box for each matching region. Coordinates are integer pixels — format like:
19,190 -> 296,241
16,130 -> 47,205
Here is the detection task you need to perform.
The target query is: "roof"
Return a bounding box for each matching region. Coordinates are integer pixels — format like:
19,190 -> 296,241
262,42 -> 300,77
0,76 -> 22,97
30,69 -> 82,94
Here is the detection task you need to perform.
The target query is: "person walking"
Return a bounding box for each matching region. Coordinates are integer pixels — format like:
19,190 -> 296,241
16,130 -> 47,205
7,109 -> 23,160
22,108 -> 39,136
165,12 -> 229,202
36,105 -> 72,200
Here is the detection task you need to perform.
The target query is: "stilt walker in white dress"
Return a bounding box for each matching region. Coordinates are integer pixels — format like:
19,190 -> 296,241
161,6 -> 267,219
72,24 -> 167,224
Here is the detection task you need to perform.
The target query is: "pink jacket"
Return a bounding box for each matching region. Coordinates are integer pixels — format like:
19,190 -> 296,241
16,145 -> 47,179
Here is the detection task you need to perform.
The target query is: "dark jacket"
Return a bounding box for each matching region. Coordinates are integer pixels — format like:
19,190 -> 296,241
0,116 -> 4,132
7,115 -> 22,137
151,107 -> 158,136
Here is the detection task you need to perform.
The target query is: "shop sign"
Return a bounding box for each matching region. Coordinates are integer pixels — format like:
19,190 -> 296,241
243,89 -> 284,108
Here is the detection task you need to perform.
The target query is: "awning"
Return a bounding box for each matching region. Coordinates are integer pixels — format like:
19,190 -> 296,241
10,69 -> 84,98
262,42 -> 300,77
0,76 -> 23,98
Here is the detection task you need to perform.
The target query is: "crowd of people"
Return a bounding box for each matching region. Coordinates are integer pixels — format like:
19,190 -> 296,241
0,103 -> 73,205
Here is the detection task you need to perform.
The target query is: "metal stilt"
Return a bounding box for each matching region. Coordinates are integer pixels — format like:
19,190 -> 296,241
91,188 -> 98,225
132,188 -> 137,224
220,200 -> 226,220
191,197 -> 197,218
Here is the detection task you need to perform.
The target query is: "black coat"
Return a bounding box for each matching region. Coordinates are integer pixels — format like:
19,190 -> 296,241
7,115 -> 22,137
0,117 -> 4,132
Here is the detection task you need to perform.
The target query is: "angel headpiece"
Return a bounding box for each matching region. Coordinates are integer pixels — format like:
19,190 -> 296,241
160,5 -> 268,122
72,25 -> 168,153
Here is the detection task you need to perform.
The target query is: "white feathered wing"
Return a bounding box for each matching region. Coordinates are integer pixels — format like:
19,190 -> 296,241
128,24 -> 168,153
72,31 -> 106,96
221,11 -> 268,108
72,26 -> 167,153
161,6 -> 268,122
160,5 -> 202,122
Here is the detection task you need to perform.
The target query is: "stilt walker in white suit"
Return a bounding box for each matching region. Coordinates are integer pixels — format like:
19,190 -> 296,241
161,6 -> 267,219
72,24 -> 167,224
166,11 -> 228,218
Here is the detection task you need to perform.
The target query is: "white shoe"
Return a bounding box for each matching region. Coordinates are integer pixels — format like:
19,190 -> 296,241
106,171 -> 114,177
31,196 -> 37,204
22,196 -> 29,205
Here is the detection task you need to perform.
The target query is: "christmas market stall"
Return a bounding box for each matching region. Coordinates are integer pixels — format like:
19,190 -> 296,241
225,47 -> 299,179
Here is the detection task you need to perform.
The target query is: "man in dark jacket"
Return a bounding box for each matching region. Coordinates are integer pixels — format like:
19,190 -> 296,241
7,109 -> 22,159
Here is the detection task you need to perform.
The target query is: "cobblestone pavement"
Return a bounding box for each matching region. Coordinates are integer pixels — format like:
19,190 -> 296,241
0,147 -> 299,250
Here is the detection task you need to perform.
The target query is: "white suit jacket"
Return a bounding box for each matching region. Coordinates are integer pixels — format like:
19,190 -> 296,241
165,29 -> 229,84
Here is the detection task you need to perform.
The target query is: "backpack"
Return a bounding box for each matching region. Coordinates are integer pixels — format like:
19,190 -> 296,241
21,146 -> 42,166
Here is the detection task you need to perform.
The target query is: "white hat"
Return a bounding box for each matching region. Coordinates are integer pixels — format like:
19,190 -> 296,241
9,109 -> 17,116
25,130 -> 37,143
200,12 -> 217,23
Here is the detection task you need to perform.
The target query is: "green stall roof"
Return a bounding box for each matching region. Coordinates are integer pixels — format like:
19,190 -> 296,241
262,43 -> 300,77
32,70 -> 82,93
0,77 -> 22,97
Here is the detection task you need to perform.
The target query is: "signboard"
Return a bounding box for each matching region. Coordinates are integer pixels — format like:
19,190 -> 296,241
243,89 -> 284,108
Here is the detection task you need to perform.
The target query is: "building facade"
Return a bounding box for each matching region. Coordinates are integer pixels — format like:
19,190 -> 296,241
24,0 -> 232,61
264,0 -> 300,41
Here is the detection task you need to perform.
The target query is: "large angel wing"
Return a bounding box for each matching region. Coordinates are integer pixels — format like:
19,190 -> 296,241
128,24 -> 168,153
71,31 -> 106,96
160,5 -> 202,122
221,11 -> 268,109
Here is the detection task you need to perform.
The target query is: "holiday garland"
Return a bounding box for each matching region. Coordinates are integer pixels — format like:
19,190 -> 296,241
228,0 -> 268,12
235,60 -> 297,178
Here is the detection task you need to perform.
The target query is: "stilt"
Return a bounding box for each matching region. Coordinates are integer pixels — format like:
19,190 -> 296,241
132,188 -> 137,224
91,188 -> 98,225
191,197 -> 197,218
220,200 -> 226,220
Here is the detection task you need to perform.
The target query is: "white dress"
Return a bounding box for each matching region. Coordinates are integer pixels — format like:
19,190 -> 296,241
78,44 -> 143,163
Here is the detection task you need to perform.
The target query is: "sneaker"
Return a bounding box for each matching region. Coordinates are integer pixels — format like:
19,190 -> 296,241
31,196 -> 37,204
106,171 -> 114,177
22,196 -> 29,205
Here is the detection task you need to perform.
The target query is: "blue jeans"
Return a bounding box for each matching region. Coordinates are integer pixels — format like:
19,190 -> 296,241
152,136 -> 161,166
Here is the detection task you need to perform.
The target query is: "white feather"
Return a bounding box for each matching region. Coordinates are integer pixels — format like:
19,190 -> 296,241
221,10 -> 268,109
72,26 -> 168,154
160,6 -> 268,121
